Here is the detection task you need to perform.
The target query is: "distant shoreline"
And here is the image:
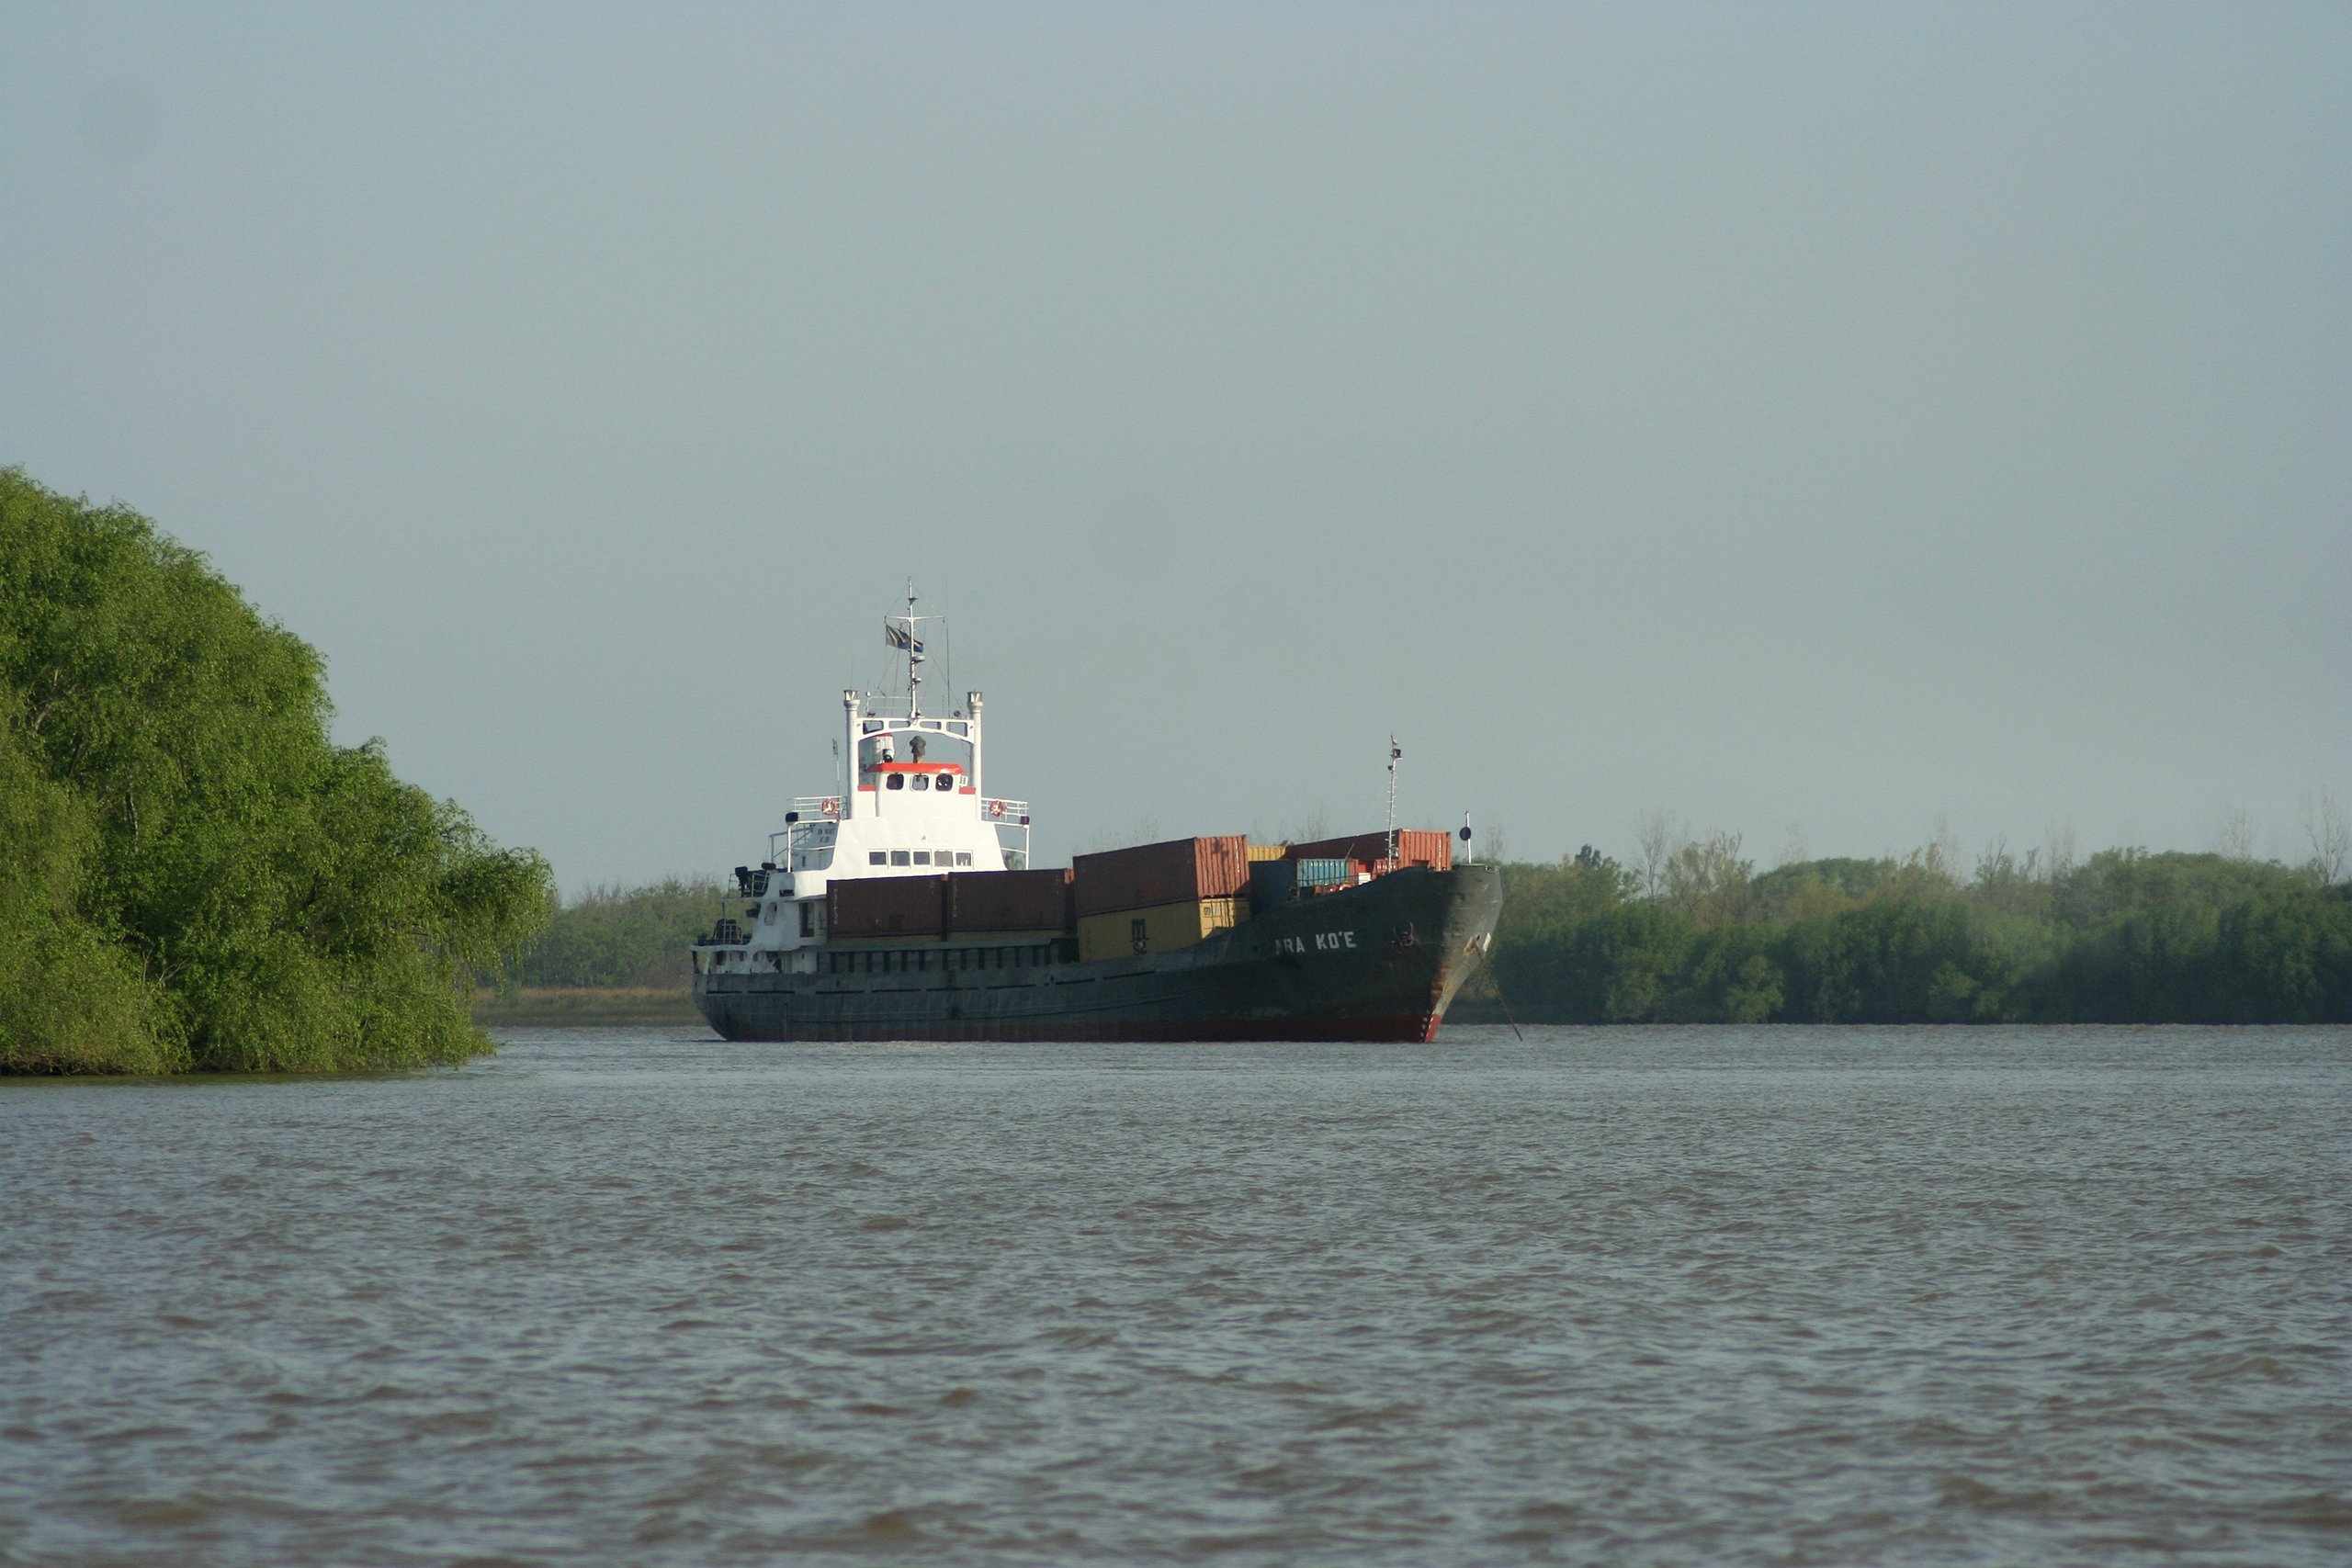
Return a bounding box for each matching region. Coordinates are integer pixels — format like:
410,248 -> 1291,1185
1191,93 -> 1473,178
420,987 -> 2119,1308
472,987 -> 702,1027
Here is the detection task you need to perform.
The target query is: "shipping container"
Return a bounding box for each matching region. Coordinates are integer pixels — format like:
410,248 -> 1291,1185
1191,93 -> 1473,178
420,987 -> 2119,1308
1284,829 -> 1454,872
827,874 -> 948,941
1249,858 -> 1298,910
1293,858 -> 1351,889
946,868 -> 1075,933
1071,835 -> 1250,918
1245,843 -> 1289,863
1075,897 -> 1246,963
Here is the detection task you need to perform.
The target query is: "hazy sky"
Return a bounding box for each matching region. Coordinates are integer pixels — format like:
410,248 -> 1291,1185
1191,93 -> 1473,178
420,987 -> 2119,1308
6,3 -> 2346,889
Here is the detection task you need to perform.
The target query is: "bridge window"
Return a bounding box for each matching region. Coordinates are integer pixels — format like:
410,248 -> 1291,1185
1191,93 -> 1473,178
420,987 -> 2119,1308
912,851 -> 931,865
869,851 -> 887,865
891,851 -> 911,866
956,852 -> 974,866
911,773 -> 930,791
887,774 -> 905,791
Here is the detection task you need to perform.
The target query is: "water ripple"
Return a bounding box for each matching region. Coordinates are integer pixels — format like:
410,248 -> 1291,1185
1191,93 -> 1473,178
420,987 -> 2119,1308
1,1024 -> 2346,1566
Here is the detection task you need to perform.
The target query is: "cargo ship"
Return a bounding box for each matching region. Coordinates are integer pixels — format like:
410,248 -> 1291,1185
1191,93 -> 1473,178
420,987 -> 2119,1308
690,598 -> 1502,1042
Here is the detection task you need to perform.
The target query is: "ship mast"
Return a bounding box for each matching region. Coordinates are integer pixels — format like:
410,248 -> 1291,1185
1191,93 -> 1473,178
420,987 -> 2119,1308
1385,735 -> 1401,873
903,579 -> 924,718
885,580 -> 941,720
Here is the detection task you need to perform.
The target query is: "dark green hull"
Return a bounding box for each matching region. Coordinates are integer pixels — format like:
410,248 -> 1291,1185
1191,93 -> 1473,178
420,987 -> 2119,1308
694,864 -> 1502,1043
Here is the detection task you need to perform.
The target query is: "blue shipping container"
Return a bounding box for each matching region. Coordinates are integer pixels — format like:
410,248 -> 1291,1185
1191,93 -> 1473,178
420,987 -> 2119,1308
1294,858 -> 1351,888
1249,859 -> 1299,911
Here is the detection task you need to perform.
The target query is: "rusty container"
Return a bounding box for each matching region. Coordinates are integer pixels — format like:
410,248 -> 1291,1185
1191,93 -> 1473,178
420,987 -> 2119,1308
1284,829 -> 1454,871
947,868 -> 1076,933
1072,836 -> 1250,919
828,874 -> 950,941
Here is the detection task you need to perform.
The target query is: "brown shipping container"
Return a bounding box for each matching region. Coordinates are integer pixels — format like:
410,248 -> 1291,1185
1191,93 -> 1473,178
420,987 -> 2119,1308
947,868 -> 1075,933
1284,829 -> 1453,871
827,874 -> 948,941
1071,835 -> 1250,918
1075,897 -> 1247,963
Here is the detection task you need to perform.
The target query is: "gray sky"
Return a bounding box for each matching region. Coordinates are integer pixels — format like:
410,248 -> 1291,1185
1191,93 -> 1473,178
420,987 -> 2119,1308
6,2 -> 2347,890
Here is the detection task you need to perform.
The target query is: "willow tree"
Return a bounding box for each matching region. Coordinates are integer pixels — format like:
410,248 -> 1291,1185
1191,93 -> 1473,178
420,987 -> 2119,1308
0,469 -> 552,1073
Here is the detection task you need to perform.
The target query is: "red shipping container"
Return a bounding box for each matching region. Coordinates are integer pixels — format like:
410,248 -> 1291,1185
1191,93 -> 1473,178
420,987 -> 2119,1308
1284,829 -> 1454,872
828,874 -> 949,939
947,868 -> 1075,933
1071,835 -> 1250,918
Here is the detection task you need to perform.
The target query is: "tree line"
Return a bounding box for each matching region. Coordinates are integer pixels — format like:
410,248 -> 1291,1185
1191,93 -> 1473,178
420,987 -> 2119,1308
501,876 -> 724,992
1479,829 -> 2352,1024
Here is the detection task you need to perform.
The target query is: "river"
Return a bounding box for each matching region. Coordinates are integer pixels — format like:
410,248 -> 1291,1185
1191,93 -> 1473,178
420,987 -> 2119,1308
4,1025 -> 2346,1565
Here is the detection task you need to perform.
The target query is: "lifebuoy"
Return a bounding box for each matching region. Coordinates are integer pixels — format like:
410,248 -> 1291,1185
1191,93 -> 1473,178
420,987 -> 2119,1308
989,799 -> 1006,818
821,797 -> 840,816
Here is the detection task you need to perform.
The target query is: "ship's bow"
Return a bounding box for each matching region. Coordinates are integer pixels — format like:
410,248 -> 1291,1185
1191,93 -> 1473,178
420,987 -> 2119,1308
1422,862 -> 1504,1035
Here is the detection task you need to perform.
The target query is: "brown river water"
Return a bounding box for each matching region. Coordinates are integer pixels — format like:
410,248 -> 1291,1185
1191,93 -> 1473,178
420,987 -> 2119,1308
3,1025 -> 2346,1566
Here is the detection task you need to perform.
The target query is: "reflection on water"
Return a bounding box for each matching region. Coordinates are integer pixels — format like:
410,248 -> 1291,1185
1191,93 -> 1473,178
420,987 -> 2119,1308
3,1026 -> 2346,1566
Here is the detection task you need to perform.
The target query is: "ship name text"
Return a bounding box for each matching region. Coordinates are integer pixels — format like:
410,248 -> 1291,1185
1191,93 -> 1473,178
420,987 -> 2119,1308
1273,930 -> 1358,955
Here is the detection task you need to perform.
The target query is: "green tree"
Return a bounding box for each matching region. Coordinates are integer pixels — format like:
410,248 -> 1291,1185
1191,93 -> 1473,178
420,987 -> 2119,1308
0,469 -> 552,1073
1479,833 -> 2346,1025
517,876 -> 728,989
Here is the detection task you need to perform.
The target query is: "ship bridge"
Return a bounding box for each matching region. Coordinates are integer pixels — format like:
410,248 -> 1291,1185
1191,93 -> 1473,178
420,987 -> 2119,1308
695,592 -> 1034,974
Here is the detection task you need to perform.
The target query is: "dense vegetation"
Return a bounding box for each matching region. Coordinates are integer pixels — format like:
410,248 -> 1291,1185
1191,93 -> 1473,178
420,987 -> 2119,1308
1483,834 -> 2352,1024
1,470 -> 553,1073
506,876 -> 724,991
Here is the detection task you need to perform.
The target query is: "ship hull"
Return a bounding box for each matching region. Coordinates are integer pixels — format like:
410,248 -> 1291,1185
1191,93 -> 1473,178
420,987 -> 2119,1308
694,864 -> 1502,1043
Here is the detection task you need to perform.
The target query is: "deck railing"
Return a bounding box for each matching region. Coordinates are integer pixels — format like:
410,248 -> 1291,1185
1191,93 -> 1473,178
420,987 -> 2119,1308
765,796 -> 1035,870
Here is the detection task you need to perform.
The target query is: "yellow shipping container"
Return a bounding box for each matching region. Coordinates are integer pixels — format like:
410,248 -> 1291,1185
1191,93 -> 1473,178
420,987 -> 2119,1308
1077,897 -> 1247,962
1245,843 -> 1289,863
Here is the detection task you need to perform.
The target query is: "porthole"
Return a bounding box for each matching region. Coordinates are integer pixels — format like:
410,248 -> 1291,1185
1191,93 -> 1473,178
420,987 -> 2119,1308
887,774 -> 905,791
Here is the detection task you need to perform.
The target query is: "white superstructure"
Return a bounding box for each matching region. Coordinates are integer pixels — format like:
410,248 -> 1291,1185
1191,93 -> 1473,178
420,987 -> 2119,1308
698,593 -> 1030,976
